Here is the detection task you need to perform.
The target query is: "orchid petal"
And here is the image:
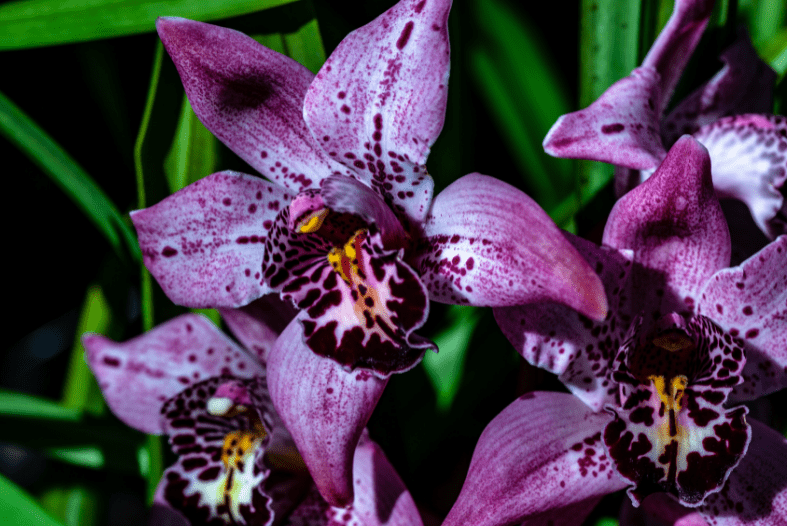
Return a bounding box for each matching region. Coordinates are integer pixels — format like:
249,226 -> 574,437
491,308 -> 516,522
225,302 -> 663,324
131,171 -> 292,308
620,494 -> 709,526
692,115 -> 787,239
219,294 -> 298,364
303,0 -> 452,225
320,175 -> 407,249
662,32 -> 777,145
83,314 -> 262,435
156,17 -> 349,193
640,0 -> 715,113
442,391 -> 626,526
495,234 -> 634,411
416,173 -> 608,319
698,418 -> 787,525
603,136 -> 730,318
697,236 -> 787,401
267,317 -> 388,507
543,67 -> 666,170
285,433 -> 423,525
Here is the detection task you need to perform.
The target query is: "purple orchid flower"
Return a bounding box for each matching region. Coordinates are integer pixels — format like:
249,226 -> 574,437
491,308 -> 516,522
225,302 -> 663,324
83,309 -> 425,526
442,136 -> 787,526
130,0 -> 609,506
543,0 -> 786,240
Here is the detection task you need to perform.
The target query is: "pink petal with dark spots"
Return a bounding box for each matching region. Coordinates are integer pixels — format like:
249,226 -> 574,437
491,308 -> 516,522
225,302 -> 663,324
692,115 -> 787,239
267,318 -> 388,507
698,418 -> 787,526
495,234 -> 634,411
661,32 -> 777,146
698,236 -> 787,401
640,0 -> 715,113
620,493 -> 709,526
156,17 -> 349,193
83,314 -> 263,434
442,391 -> 625,526
219,294 -> 298,364
285,432 -> 423,525
543,67 -> 666,170
303,0 -> 452,226
320,175 -> 407,249
131,171 -> 290,308
417,173 -> 608,320
606,314 -> 750,507
603,136 -> 730,319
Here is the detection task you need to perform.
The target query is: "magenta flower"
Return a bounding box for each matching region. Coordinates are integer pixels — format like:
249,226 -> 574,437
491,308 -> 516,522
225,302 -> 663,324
543,0 -> 786,240
130,0 -> 608,506
83,309 -> 425,526
442,137 -> 787,526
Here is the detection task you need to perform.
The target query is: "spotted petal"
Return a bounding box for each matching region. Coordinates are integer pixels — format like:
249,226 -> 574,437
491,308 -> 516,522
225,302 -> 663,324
543,67 -> 666,170
264,206 -> 433,375
697,236 -> 787,401
640,0 -> 715,113
494,234 -> 633,411
267,318 -> 388,507
219,294 -> 298,364
416,173 -> 608,320
442,391 -> 626,526
698,418 -> 787,526
661,32 -> 777,145
83,314 -> 262,434
131,171 -> 293,308
159,376 -> 276,525
606,315 -> 750,507
603,136 -> 730,320
303,0 -> 452,226
157,17 -> 349,193
692,115 -> 787,239
284,432 -> 423,525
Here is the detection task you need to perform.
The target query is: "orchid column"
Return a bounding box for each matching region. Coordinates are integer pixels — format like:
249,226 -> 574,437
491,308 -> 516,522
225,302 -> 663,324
130,0 -> 608,508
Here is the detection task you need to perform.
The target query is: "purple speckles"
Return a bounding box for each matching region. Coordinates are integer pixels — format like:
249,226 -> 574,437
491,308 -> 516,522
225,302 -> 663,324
396,21 -> 415,50
414,0 -> 426,13
222,197 -> 232,206
466,257 -> 475,270
102,356 -> 121,367
337,91 -> 346,99
741,306 -> 753,315
260,151 -> 268,159
601,123 -> 625,134
745,328 -> 759,339
248,204 -> 257,214
341,104 -> 351,114
374,114 -> 383,131
162,246 -> 178,257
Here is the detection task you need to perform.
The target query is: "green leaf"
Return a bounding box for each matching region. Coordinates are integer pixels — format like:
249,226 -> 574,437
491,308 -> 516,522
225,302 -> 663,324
0,473 -> 65,526
39,486 -> 99,526
0,391 -> 81,421
61,285 -> 110,415
46,448 -> 105,470
0,90 -> 140,262
422,306 -> 482,412
0,0 -> 299,50
164,95 -> 219,194
251,17 -> 326,75
577,0 -> 642,205
470,0 -> 574,211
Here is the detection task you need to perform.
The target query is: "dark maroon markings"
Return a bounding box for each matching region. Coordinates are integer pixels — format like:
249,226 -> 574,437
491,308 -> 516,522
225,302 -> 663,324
181,456 -> 209,471
629,406 -> 654,426
414,0 -> 426,13
102,356 -> 120,367
341,104 -> 351,114
306,289 -> 343,319
742,306 -> 753,315
337,91 -> 346,99
601,123 -> 625,134
396,21 -> 415,50
222,198 -> 232,206
162,246 -> 178,257
198,466 -> 222,481
269,268 -> 290,289
745,328 -> 759,339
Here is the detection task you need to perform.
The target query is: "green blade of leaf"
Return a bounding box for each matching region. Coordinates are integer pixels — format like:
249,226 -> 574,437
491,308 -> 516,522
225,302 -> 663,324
46,448 -> 105,470
61,285 -> 111,415
0,391 -> 81,421
0,90 -> 140,262
470,0 -> 574,211
422,305 -> 482,412
0,0 -> 299,50
0,473 -> 66,526
164,95 -> 219,194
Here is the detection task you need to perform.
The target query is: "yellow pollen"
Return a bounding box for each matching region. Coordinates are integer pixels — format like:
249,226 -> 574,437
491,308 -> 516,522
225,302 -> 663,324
650,374 -> 688,439
297,208 -> 329,233
327,230 -> 364,284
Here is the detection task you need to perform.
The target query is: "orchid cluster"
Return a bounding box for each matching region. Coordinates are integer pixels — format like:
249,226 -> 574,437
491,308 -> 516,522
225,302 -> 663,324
75,0 -> 787,524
